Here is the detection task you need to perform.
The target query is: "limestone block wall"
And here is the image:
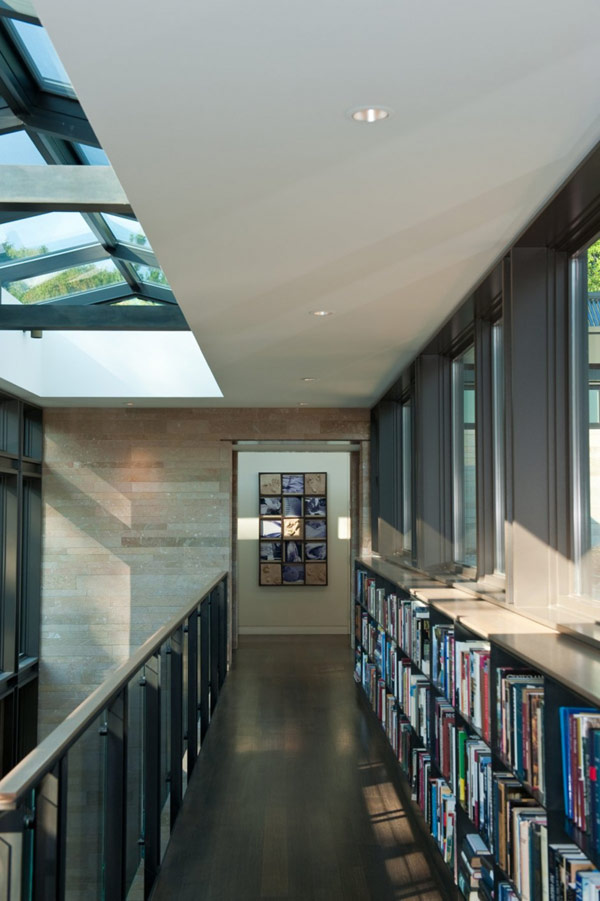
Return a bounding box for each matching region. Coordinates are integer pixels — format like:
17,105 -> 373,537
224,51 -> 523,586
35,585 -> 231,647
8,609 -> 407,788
40,407 -> 370,735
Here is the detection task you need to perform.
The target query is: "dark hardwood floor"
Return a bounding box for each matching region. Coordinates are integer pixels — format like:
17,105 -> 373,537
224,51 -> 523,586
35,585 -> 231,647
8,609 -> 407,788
151,636 -> 454,901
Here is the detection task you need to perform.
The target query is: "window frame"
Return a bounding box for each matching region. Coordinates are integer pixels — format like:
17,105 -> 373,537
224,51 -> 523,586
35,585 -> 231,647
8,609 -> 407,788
451,342 -> 477,574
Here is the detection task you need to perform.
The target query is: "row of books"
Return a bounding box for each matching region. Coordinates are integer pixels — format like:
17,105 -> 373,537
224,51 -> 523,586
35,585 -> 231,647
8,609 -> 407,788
354,579 -> 600,898
497,668 -> 545,796
493,771 -> 546,898
560,706 -> 600,849
411,748 -> 455,867
432,623 -> 455,704
361,614 -> 377,660
455,639 -> 491,742
398,598 -> 431,676
433,696 -> 455,785
357,646 -> 416,778
356,572 -> 433,674
458,731 -> 493,850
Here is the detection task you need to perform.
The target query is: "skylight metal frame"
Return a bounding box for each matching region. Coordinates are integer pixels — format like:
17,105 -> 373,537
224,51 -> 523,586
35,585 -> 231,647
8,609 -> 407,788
0,8 -> 185,328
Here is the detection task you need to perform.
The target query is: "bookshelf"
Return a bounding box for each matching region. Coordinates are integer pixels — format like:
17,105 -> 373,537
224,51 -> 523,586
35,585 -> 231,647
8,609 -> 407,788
354,556 -> 600,900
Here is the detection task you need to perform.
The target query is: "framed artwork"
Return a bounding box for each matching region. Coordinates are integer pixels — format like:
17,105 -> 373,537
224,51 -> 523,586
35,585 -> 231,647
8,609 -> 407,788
258,472 -> 327,586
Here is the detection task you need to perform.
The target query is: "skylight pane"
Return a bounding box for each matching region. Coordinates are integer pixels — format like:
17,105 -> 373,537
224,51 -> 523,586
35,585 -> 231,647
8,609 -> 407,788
4,259 -> 125,304
8,20 -> 75,98
0,213 -> 97,264
133,263 -> 169,287
75,143 -> 110,166
103,214 -> 152,250
0,130 -> 45,165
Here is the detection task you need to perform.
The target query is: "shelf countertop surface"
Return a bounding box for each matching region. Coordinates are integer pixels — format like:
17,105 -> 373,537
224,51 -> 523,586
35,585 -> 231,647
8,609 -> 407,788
356,555 -> 600,706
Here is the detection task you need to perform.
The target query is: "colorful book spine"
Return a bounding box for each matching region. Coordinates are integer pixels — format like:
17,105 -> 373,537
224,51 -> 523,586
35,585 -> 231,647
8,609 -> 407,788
560,707 -> 600,852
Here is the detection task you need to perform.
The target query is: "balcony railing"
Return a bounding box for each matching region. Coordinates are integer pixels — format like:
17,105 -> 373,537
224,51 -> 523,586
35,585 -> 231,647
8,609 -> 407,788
0,571 -> 229,901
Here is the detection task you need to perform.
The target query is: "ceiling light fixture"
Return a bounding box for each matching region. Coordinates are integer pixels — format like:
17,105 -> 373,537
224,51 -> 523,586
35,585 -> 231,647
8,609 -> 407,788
310,310 -> 333,317
302,377 -> 318,382
298,402 -> 308,407
350,107 -> 390,124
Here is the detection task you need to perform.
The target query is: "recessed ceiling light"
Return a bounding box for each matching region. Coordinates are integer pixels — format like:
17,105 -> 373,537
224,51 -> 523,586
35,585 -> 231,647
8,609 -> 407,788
302,377 -> 318,382
311,310 -> 333,317
350,107 -> 390,124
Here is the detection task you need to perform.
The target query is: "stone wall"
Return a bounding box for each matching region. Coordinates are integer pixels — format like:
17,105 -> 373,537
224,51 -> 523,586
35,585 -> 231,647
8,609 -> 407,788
40,407 -> 370,735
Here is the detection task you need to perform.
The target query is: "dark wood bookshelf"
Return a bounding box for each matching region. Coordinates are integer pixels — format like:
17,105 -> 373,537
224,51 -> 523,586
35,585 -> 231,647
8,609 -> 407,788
354,556 -> 600,900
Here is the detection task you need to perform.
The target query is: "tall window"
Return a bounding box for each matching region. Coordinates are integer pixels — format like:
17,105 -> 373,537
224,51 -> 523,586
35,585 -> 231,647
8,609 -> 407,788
492,322 -> 505,574
573,237 -> 600,597
0,390 -> 42,777
453,345 -> 477,568
401,400 -> 412,554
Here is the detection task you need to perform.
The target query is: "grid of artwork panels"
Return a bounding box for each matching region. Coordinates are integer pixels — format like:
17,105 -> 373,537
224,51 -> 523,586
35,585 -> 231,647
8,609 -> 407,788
259,472 -> 327,586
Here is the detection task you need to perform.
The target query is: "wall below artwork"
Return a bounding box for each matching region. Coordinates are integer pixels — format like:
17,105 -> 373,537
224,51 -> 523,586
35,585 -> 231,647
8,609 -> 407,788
237,451 -> 351,634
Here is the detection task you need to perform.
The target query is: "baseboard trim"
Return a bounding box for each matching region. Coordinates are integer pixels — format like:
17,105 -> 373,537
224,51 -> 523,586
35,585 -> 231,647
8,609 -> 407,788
238,625 -> 349,635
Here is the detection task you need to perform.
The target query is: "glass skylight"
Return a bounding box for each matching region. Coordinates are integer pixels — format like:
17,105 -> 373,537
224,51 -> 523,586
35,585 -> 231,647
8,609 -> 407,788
133,263 -> 169,287
7,20 -> 75,98
4,259 -> 125,304
75,143 -> 110,166
0,130 -> 46,165
0,213 -> 97,265
103,214 -> 152,250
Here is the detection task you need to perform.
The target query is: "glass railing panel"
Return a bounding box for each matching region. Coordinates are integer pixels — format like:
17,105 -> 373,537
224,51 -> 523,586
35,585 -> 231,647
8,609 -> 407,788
159,643 -> 171,863
64,712 -> 106,900
125,669 -> 145,900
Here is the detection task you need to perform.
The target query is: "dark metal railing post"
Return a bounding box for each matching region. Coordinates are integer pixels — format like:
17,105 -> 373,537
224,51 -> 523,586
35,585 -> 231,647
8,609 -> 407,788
33,757 -> 67,901
169,627 -> 183,828
186,610 -> 199,779
143,656 -> 160,900
104,690 -> 127,901
210,592 -> 219,713
200,599 -> 210,742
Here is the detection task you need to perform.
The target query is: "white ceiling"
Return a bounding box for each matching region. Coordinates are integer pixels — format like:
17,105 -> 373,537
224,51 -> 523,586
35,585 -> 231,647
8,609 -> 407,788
33,0 -> 600,407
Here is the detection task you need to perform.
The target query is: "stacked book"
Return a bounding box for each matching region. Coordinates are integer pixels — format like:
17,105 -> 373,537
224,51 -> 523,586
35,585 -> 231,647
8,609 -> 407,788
432,623 -> 455,702
560,706 -> 600,851
457,833 -> 491,900
455,639 -> 491,740
497,668 -> 545,795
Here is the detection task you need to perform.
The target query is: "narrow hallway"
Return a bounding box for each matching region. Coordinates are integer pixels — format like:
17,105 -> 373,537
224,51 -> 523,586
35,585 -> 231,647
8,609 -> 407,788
151,636 -> 454,901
